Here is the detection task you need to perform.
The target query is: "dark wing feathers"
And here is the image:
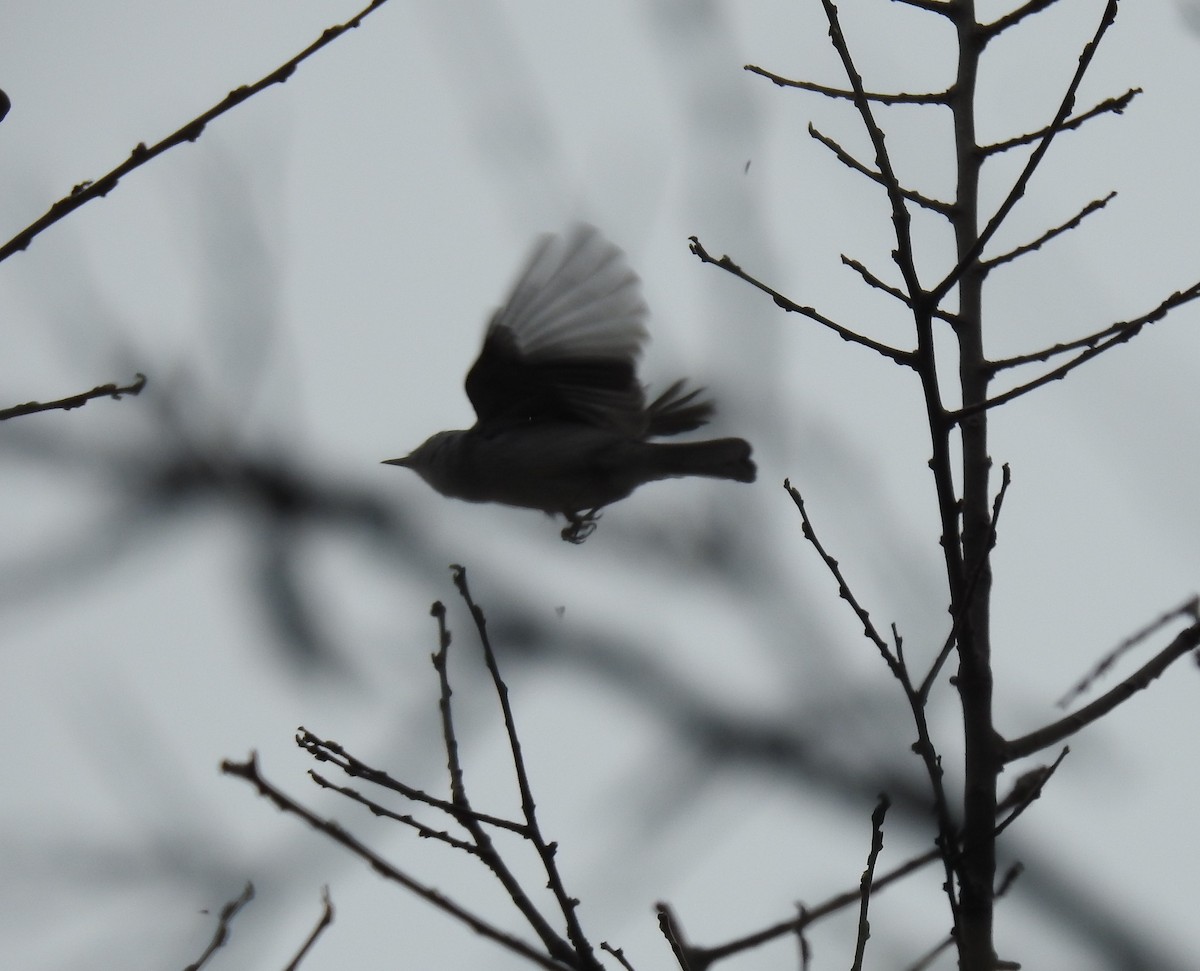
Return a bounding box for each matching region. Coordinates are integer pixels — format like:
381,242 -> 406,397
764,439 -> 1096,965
464,224 -> 713,438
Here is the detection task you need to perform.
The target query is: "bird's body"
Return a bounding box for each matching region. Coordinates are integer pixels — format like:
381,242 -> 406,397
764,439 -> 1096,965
385,225 -> 755,541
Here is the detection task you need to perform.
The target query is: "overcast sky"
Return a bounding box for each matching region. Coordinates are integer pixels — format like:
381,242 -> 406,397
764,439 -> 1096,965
2,2 -> 1199,969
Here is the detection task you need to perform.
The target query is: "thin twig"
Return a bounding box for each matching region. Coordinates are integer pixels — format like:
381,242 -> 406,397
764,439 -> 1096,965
783,480 -> 893,661
809,124 -> 954,217
934,0 -> 1120,302
308,770 -> 479,852
1057,597 -> 1200,708
984,0 -> 1080,40
745,64 -> 950,104
601,942 -> 639,971
840,256 -> 959,324
1003,621 -> 1200,761
450,565 -> 597,966
851,796 -> 891,971
281,887 -> 335,971
0,373 -> 146,421
296,729 -> 524,833
784,479 -> 961,923
956,280 -> 1200,418
431,593 -> 576,965
919,464 -> 1012,702
980,192 -> 1116,272
221,753 -> 566,971
993,748 -> 1070,836
688,237 -> 915,365
183,883 -> 255,971
981,89 -> 1140,155
0,0 -> 393,264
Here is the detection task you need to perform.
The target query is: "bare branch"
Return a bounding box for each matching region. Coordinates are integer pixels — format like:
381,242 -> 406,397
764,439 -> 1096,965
815,0 -> 926,305
745,64 -> 950,105
601,942 -> 638,971
809,124 -> 954,217
1057,597 -> 1200,709
956,280 -> 1200,418
688,237 -> 915,365
935,0 -> 1121,303
982,89 -> 1140,155
430,594 -> 578,965
891,0 -> 954,14
841,256 -> 959,324
919,464 -> 1012,702
1002,622 -> 1200,762
450,566 -> 596,962
183,883 -> 254,971
281,887 -> 335,971
983,0 -> 1075,40
993,748 -> 1070,837
674,845 -> 942,966
980,192 -> 1116,271
308,770 -> 479,853
296,729 -> 524,834
783,480 -> 895,662
221,753 -> 566,971
851,796 -> 891,971
0,0 -> 393,264
0,373 -> 146,422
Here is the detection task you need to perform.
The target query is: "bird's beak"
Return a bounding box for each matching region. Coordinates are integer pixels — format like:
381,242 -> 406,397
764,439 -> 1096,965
382,456 -> 412,467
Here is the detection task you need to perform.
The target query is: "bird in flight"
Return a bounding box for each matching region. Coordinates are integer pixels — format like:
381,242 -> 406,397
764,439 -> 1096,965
385,225 -> 755,542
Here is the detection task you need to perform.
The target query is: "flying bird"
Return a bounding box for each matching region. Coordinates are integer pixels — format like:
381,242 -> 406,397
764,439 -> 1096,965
385,225 -> 755,542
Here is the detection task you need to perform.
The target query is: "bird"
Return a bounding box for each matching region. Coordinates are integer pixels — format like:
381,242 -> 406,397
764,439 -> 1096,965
384,224 -> 755,543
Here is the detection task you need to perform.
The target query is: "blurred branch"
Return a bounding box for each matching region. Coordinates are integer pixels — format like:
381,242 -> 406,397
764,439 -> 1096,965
0,373 -> 146,421
0,0 -> 393,264
183,882 -> 254,971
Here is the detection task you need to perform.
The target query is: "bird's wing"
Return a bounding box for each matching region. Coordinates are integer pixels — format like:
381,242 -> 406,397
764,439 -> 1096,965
465,225 -> 651,434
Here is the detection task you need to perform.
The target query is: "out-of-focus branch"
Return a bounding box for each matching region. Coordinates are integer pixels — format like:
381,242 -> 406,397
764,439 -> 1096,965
183,882 -> 255,971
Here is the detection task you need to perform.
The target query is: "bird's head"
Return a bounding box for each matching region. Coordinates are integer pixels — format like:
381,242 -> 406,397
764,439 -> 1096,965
382,430 -> 470,495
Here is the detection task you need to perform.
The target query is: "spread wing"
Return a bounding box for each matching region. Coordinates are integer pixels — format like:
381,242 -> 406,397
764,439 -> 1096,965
465,225 -> 651,435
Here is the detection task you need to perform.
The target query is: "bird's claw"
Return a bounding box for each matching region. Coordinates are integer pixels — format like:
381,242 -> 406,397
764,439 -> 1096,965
561,509 -> 601,544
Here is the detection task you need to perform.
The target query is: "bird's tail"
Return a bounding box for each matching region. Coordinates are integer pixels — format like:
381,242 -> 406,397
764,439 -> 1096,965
649,437 -> 756,483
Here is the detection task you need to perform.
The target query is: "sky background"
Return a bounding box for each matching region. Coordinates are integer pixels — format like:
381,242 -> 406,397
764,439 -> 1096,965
1,1 -> 1199,969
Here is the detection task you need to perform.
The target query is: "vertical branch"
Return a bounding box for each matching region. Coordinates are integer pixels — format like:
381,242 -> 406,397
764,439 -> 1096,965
949,5 -> 998,967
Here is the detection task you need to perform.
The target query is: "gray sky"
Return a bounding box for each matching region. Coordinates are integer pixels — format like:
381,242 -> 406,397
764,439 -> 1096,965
1,2 -> 1198,969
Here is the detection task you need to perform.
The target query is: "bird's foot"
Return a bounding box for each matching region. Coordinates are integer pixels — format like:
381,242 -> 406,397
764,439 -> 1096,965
561,509 -> 601,544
